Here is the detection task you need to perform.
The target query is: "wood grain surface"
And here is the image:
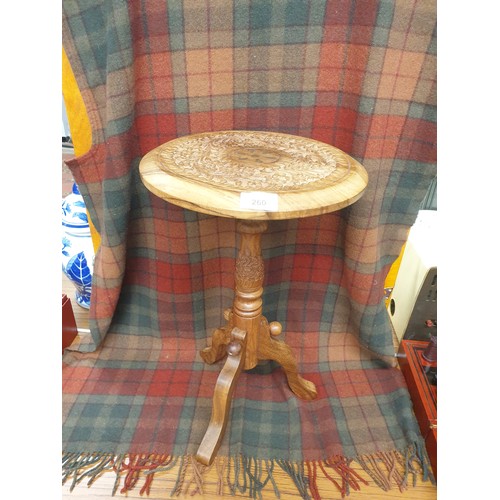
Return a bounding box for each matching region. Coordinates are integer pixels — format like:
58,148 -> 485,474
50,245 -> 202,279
139,131 -> 368,220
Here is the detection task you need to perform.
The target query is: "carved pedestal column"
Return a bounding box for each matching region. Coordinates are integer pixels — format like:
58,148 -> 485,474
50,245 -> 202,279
197,220 -> 317,465
233,220 -> 266,370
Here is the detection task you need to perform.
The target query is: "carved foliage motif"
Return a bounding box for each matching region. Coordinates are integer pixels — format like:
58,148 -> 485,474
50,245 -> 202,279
158,132 -> 344,192
235,255 -> 265,290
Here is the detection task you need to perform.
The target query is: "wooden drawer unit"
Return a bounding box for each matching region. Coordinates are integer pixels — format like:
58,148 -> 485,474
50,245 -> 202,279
398,340 -> 437,478
62,293 -> 78,354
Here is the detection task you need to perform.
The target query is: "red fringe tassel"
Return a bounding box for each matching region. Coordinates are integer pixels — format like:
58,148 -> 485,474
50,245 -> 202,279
112,453 -> 173,495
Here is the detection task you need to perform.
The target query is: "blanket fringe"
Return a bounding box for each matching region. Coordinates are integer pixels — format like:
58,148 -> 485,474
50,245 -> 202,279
307,456 -> 370,499
62,442 -> 434,497
62,452 -> 115,492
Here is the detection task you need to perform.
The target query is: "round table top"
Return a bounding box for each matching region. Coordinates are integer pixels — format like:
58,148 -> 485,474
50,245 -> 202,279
139,130 -> 368,220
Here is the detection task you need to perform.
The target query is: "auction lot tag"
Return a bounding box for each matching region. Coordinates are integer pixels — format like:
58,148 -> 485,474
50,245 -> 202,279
240,192 -> 279,212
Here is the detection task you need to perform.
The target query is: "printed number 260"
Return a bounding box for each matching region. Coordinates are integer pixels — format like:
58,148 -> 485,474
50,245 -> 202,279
252,199 -> 267,206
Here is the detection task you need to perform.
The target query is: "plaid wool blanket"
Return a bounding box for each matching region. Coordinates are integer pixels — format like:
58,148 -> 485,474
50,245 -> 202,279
62,1 -> 437,497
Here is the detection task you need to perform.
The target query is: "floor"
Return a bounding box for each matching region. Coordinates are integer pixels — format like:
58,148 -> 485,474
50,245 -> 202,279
62,150 -> 437,499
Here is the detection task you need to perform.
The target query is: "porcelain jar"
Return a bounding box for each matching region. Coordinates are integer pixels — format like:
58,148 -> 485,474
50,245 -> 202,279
62,182 -> 95,309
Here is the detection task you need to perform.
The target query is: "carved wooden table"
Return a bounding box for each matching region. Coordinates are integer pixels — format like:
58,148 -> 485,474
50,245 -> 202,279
139,131 -> 368,466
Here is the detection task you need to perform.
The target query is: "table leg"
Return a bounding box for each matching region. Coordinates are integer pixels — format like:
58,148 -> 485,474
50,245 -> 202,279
200,309 -> 234,364
257,317 -> 317,400
196,327 -> 247,466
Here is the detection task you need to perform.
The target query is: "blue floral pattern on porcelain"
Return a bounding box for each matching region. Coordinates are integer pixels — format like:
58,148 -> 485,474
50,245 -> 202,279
62,183 -> 94,309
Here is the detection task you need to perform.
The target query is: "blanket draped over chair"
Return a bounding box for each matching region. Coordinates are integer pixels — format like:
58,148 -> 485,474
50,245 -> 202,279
62,1 -> 436,497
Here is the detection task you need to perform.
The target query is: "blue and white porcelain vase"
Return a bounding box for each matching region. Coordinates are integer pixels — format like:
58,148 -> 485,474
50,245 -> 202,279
62,182 -> 95,309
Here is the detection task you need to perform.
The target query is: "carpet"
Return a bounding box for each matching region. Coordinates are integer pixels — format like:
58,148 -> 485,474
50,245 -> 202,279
62,1 -> 437,497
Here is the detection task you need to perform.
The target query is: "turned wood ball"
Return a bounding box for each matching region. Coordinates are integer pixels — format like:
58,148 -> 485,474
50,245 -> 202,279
227,341 -> 242,356
269,321 -> 282,336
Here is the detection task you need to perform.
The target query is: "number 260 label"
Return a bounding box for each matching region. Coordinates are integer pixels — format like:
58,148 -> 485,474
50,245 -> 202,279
240,192 -> 279,212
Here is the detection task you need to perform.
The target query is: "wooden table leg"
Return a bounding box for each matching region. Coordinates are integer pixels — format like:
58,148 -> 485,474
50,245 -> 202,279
200,309 -> 234,365
257,317 -> 317,400
196,327 -> 247,466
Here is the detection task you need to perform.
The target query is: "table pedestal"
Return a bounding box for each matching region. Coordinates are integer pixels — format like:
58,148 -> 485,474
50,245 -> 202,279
196,220 -> 317,465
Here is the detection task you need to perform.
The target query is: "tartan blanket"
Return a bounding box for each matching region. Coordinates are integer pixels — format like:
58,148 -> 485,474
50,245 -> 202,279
62,1 -> 437,497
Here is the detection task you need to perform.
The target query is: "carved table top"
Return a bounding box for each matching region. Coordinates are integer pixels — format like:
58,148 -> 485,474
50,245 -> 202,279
139,130 -> 368,220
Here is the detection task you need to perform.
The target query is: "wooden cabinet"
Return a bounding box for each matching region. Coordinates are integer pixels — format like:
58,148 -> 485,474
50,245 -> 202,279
398,340 -> 437,478
62,294 -> 78,353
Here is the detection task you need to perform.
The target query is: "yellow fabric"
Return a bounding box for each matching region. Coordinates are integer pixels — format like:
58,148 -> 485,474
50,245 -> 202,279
62,47 -> 101,253
384,243 -> 406,307
385,244 -> 405,287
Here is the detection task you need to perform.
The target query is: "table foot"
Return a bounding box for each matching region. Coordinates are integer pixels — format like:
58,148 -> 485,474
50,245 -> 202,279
258,318 -> 318,400
196,327 -> 247,466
